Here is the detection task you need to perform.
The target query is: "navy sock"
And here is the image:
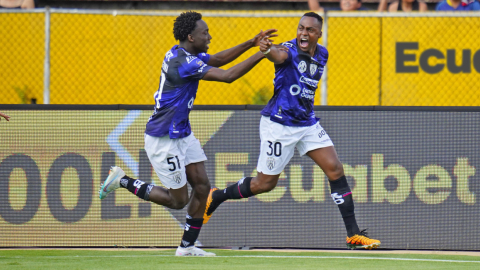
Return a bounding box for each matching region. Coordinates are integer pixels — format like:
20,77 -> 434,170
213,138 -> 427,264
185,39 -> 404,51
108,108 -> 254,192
205,177 -> 253,216
180,217 -> 203,248
120,175 -> 154,201
329,175 -> 360,237
215,177 -> 253,202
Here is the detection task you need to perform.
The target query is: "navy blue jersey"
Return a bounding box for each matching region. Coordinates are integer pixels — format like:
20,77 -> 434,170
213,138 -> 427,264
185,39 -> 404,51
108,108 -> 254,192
145,45 -> 212,138
261,39 -> 328,127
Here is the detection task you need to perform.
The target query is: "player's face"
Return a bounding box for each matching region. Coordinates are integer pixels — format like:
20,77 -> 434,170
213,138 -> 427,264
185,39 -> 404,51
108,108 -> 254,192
296,16 -> 322,54
190,19 -> 212,54
340,0 -> 361,11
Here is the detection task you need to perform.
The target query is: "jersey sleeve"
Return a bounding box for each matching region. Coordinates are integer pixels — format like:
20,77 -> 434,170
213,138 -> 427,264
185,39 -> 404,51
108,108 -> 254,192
318,46 -> 329,66
178,56 -> 213,80
197,52 -> 211,64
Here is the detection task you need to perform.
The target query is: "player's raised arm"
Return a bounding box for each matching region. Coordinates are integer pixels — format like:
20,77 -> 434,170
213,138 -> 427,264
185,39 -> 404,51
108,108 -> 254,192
202,51 -> 265,83
259,35 -> 288,65
207,29 -> 278,68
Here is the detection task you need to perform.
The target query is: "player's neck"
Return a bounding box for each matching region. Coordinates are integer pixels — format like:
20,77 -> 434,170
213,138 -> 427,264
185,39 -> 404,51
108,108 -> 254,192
178,43 -> 197,55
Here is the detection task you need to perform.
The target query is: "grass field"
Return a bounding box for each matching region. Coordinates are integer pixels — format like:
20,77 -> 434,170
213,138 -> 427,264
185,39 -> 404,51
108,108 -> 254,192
1,249 -> 479,270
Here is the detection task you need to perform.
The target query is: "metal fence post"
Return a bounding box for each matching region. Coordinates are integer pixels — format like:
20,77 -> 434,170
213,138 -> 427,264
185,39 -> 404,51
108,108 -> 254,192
43,7 -> 51,104
321,11 -> 328,106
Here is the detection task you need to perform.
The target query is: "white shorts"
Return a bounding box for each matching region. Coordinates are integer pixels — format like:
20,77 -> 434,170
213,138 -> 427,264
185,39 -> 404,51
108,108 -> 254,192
144,133 -> 207,189
256,116 -> 334,175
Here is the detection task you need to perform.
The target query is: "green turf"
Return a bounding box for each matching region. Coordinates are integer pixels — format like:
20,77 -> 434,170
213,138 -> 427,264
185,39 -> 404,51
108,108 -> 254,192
0,249 -> 479,270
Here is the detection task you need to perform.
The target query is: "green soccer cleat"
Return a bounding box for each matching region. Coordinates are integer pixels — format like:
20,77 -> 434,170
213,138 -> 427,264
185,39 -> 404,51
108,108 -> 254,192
99,166 -> 125,200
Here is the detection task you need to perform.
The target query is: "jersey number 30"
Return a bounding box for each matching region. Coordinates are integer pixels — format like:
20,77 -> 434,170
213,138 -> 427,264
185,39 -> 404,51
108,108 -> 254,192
267,141 -> 282,157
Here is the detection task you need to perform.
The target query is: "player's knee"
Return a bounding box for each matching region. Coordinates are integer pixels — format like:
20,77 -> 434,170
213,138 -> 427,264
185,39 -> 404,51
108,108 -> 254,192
257,179 -> 277,193
170,192 -> 189,209
171,197 -> 188,209
194,180 -> 211,198
327,161 -> 344,180
334,161 -> 344,175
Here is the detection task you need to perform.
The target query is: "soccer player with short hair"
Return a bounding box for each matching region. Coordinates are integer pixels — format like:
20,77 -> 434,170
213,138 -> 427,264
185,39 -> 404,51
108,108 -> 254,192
99,11 -> 277,256
203,12 -> 381,250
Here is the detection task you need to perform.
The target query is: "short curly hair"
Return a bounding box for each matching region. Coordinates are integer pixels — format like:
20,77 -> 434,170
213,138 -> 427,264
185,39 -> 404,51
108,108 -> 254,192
173,11 -> 203,42
302,12 -> 323,28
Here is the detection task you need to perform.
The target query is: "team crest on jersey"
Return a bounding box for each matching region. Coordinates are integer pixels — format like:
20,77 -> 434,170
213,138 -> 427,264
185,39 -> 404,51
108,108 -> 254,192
310,63 -> 318,76
173,172 -> 182,184
186,56 -> 197,64
298,61 -> 307,73
266,157 -> 275,171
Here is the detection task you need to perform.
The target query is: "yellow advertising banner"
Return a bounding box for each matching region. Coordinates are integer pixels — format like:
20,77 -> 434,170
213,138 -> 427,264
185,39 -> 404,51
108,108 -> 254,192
327,13 -> 480,106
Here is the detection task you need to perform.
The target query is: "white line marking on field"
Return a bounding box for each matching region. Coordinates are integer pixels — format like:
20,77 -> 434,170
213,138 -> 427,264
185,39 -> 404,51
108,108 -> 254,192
2,255 -> 480,264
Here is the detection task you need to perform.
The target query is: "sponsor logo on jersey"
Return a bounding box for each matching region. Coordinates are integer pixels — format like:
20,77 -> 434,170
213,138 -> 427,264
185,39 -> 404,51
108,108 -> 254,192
299,76 -> 319,88
310,63 -> 318,76
282,42 -> 294,47
298,61 -> 307,73
186,56 -> 197,64
267,157 -> 275,170
198,63 -> 208,73
188,97 -> 195,109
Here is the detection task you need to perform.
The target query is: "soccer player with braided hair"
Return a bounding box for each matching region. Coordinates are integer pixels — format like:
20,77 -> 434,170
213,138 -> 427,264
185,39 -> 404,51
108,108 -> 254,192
99,11 -> 278,256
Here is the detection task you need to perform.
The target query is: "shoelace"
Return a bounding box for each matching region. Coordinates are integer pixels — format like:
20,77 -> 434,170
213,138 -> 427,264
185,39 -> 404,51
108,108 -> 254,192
359,228 -> 369,237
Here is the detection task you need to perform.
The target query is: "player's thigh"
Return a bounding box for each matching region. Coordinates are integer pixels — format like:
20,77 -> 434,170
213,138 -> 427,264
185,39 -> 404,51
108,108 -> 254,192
144,134 -> 190,189
296,122 -> 334,157
256,117 -> 297,175
184,133 -> 209,186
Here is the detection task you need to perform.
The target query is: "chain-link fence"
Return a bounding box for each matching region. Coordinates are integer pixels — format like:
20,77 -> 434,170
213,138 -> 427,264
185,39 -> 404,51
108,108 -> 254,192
1,10 -> 480,106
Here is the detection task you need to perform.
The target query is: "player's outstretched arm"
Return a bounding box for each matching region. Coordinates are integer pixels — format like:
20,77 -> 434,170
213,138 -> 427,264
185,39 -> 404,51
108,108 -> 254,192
202,51 -> 265,83
259,36 -> 288,65
207,29 -> 278,68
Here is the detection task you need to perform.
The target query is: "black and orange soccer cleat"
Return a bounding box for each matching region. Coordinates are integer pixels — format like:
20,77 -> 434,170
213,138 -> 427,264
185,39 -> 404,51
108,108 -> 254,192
346,229 -> 381,250
203,188 -> 219,224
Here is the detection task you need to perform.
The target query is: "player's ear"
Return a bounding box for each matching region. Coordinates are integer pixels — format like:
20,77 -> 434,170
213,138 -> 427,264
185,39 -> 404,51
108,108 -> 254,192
187,34 -> 194,43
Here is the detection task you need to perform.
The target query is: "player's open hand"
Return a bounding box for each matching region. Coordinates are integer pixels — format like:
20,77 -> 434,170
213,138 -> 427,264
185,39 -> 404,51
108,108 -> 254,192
0,111 -> 11,122
252,29 -> 278,47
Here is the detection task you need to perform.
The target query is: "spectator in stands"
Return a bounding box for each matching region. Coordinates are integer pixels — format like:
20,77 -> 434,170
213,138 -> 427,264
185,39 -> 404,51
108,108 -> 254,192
0,111 -> 11,121
308,0 -> 369,12
0,0 -> 35,9
378,0 -> 428,11
436,0 -> 480,10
